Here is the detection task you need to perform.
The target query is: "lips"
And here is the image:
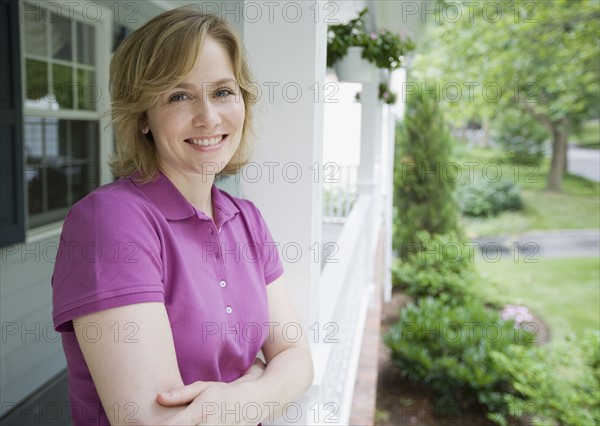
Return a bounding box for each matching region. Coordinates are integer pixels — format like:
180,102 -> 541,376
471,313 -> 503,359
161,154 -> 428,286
184,135 -> 226,147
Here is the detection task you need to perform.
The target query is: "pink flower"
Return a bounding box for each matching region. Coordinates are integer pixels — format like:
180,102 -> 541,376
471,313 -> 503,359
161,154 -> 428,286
383,92 -> 389,99
370,32 -> 378,40
501,304 -> 534,328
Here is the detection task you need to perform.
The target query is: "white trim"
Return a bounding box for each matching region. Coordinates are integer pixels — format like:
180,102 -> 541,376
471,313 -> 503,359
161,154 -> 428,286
338,283 -> 373,425
25,221 -> 64,244
319,194 -> 371,325
20,109 -> 102,120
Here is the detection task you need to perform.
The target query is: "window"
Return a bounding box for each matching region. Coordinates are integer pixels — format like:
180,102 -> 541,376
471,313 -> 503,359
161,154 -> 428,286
25,118 -> 98,227
22,2 -> 101,228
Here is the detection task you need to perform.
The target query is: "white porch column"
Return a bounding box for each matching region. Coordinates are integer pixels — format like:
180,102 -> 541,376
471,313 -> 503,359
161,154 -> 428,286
241,1 -> 325,339
385,67 -> 407,302
357,79 -> 383,285
357,81 -> 381,197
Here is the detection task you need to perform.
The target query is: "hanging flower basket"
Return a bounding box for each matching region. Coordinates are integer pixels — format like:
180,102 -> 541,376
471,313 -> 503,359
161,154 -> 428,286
334,46 -> 377,83
327,7 -> 415,82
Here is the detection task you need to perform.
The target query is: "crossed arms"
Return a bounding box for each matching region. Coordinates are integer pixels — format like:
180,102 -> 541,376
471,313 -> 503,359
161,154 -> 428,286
74,275 -> 314,425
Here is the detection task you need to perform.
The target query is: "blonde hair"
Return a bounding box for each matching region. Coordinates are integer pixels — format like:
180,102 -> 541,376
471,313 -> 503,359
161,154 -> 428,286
109,7 -> 257,183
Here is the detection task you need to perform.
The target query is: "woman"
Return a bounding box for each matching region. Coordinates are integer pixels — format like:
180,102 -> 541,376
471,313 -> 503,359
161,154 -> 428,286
51,7 -> 313,425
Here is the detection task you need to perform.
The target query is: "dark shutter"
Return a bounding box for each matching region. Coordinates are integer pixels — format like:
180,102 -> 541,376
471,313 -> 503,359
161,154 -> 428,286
0,0 -> 25,247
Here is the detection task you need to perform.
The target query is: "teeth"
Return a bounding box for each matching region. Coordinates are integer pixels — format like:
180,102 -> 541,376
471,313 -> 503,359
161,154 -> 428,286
187,136 -> 224,146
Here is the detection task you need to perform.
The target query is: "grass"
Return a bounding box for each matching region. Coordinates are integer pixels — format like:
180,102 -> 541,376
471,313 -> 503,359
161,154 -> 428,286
571,119 -> 600,149
475,256 -> 600,341
453,145 -> 600,343
453,146 -> 600,237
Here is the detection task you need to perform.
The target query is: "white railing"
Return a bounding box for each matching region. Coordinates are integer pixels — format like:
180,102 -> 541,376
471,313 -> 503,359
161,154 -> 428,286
322,165 -> 358,222
311,192 -> 377,425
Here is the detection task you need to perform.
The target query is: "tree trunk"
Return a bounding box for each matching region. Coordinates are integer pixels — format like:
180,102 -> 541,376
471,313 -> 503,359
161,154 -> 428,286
547,120 -> 569,191
482,121 -> 490,148
562,131 -> 569,174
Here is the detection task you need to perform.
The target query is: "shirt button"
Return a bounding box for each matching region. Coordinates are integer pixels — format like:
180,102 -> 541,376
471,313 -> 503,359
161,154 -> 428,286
209,228 -> 214,234
219,280 -> 227,288
226,306 -> 233,314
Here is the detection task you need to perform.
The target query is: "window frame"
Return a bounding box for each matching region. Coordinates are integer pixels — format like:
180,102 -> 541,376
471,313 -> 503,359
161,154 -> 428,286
19,0 -> 114,234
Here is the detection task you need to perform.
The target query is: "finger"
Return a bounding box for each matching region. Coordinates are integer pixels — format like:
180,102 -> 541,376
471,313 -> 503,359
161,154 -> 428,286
156,381 -> 212,406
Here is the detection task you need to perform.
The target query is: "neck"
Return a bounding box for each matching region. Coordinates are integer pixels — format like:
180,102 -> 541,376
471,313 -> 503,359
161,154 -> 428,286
160,167 -> 215,218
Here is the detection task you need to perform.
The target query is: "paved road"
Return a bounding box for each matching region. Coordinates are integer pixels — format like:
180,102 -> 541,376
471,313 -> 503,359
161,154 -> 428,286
568,145 -> 600,182
475,229 -> 600,259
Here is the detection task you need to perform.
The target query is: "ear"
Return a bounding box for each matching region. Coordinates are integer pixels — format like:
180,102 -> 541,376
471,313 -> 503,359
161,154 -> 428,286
142,116 -> 149,134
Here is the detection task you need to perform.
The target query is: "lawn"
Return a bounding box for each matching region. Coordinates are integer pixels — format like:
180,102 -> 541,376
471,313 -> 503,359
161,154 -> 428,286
453,146 -> 600,237
453,145 -> 600,342
571,119 -> 600,149
475,256 -> 600,342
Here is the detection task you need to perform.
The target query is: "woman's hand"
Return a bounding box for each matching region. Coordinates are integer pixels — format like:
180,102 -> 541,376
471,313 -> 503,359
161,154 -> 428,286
157,358 -> 266,406
155,358 -> 267,425
157,381 -> 263,425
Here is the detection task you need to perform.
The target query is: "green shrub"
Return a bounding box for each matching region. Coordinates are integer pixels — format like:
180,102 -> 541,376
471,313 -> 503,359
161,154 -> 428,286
581,330 -> 600,386
385,295 -> 600,426
384,297 -> 536,414
393,85 -> 460,259
490,333 -> 600,426
391,231 -> 478,303
455,179 -> 523,217
491,109 -> 548,166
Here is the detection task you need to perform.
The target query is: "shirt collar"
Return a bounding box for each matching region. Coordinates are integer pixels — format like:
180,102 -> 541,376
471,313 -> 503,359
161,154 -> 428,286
128,171 -> 239,225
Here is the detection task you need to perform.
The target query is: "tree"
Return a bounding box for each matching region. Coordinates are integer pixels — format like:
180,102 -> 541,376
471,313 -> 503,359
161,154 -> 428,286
411,0 -> 600,191
393,86 -> 459,258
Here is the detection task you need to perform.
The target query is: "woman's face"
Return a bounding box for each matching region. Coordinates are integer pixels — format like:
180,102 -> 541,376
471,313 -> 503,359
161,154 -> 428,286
145,36 -> 245,178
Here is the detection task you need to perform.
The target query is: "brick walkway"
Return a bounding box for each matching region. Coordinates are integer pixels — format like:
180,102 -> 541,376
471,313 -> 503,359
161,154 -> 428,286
348,228 -> 386,425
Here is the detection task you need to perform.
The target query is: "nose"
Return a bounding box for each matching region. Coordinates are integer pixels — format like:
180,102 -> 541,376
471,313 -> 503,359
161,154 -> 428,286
191,99 -> 222,128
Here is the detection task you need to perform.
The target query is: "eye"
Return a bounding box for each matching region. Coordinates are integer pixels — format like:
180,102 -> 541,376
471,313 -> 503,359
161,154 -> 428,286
169,93 -> 189,102
215,88 -> 234,98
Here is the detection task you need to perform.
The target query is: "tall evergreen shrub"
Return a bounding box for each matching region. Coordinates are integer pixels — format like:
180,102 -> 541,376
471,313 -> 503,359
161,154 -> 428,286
393,85 -> 459,257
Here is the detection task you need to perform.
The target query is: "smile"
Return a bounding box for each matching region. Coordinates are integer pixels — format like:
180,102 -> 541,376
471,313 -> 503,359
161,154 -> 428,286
185,135 -> 226,147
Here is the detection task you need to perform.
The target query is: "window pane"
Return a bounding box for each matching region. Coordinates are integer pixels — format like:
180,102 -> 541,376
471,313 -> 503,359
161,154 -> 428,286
53,64 -> 74,109
69,162 -> 98,204
24,12 -> 47,56
70,120 -> 98,161
25,59 -> 48,102
77,22 -> 96,65
68,120 -> 99,205
112,24 -> 131,52
24,117 -> 44,160
25,117 -> 44,216
47,164 -> 69,210
27,170 -> 44,216
77,68 -> 97,111
26,119 -> 99,226
50,13 -> 72,61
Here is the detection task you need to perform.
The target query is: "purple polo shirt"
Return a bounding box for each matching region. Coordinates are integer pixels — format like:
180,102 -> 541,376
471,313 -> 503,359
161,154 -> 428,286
51,170 -> 284,425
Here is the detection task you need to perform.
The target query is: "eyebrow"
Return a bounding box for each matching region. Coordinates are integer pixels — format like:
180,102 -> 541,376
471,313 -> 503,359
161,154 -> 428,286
173,79 -> 238,90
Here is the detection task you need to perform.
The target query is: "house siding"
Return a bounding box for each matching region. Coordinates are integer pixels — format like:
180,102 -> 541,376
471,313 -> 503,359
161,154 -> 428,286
0,233 -> 63,417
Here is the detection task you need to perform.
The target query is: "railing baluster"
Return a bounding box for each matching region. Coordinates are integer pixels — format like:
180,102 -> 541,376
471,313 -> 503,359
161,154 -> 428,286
323,164 -> 358,223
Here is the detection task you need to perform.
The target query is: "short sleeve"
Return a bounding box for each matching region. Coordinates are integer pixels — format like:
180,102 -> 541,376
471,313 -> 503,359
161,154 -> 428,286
246,202 -> 285,285
51,189 -> 165,332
